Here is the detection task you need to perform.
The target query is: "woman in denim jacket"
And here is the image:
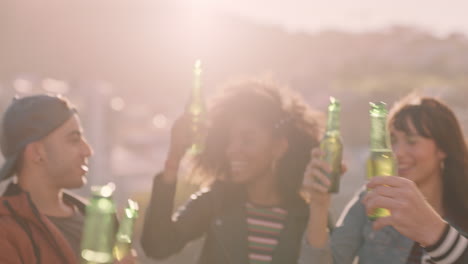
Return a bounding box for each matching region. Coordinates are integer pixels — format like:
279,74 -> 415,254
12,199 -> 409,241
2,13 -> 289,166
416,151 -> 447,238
301,95 -> 468,264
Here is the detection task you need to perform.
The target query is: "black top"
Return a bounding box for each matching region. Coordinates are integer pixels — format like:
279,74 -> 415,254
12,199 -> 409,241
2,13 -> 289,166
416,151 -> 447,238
141,175 -> 309,264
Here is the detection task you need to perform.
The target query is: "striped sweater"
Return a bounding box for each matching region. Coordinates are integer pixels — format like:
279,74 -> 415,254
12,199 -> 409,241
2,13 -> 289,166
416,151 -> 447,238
423,224 -> 468,264
245,203 -> 288,264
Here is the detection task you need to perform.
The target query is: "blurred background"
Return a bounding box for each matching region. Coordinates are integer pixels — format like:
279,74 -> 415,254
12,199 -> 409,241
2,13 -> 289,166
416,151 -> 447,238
1,0 -> 468,263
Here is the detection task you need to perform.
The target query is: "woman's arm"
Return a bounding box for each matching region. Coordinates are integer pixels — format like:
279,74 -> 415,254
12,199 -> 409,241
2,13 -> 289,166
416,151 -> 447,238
364,176 -> 468,264
424,224 -> 468,264
141,115 -> 211,259
140,173 -> 213,259
300,189 -> 368,264
300,148 -> 363,264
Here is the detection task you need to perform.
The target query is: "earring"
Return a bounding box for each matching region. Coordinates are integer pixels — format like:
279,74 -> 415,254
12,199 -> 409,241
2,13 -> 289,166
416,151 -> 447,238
440,160 -> 445,171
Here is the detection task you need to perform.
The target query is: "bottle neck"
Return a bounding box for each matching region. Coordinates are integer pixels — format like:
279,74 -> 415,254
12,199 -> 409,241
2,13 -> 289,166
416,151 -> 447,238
117,216 -> 136,237
188,85 -> 205,116
370,115 -> 391,151
326,109 -> 340,133
191,71 -> 204,103
191,84 -> 202,101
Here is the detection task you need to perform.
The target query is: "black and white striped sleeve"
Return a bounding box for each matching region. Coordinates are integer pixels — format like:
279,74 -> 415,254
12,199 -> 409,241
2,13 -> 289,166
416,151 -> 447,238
425,224 -> 468,264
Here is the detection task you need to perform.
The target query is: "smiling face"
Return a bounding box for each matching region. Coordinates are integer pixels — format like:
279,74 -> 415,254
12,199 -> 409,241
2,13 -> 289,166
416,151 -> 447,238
40,114 -> 93,189
390,119 -> 446,186
225,117 -> 287,185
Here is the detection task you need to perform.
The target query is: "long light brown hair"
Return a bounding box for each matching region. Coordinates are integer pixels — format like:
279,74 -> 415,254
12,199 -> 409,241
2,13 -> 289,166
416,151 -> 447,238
389,96 -> 468,232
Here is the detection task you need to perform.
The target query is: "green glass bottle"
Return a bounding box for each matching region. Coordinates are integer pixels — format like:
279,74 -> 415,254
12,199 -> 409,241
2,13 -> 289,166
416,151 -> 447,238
113,199 -> 139,261
320,97 -> 343,193
366,102 -> 396,220
187,59 -> 206,155
81,183 -> 116,264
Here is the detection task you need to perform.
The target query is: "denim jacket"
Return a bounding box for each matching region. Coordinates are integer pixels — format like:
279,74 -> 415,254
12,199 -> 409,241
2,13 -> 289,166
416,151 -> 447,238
300,187 -> 468,264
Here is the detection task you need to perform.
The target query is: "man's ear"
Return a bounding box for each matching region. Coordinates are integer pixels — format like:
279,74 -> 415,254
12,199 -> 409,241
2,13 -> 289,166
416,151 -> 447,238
23,142 -> 45,164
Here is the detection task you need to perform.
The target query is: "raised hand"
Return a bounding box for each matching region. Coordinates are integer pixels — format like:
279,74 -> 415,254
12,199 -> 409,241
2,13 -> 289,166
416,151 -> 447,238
363,176 -> 446,246
303,148 -> 346,248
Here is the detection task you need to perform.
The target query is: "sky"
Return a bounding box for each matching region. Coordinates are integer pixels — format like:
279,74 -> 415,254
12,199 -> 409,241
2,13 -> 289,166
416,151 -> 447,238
194,0 -> 468,36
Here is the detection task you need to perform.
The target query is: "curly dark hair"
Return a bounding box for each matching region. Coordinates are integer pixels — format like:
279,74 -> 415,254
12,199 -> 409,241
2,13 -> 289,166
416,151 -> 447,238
389,95 -> 468,232
194,78 -> 322,204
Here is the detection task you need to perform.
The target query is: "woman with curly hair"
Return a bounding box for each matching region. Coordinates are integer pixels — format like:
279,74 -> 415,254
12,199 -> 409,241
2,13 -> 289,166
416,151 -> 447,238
302,95 -> 468,264
141,78 -> 322,264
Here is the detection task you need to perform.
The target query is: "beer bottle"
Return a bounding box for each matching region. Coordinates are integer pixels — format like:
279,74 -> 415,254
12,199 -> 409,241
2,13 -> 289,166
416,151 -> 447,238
81,183 -> 116,264
113,199 -> 139,261
187,59 -> 206,155
319,97 -> 343,193
366,102 -> 396,220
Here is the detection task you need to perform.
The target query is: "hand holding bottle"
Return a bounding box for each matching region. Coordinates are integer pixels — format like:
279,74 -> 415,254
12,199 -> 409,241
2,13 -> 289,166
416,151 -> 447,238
303,148 -> 347,209
162,115 -> 194,183
168,115 -> 194,160
303,147 -> 346,248
303,148 -> 333,208
363,176 -> 446,246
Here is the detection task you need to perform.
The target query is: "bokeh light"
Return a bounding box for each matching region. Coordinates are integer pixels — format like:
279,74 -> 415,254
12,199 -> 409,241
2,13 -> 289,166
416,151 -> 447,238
110,97 -> 126,111
13,79 -> 33,94
152,114 -> 168,129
